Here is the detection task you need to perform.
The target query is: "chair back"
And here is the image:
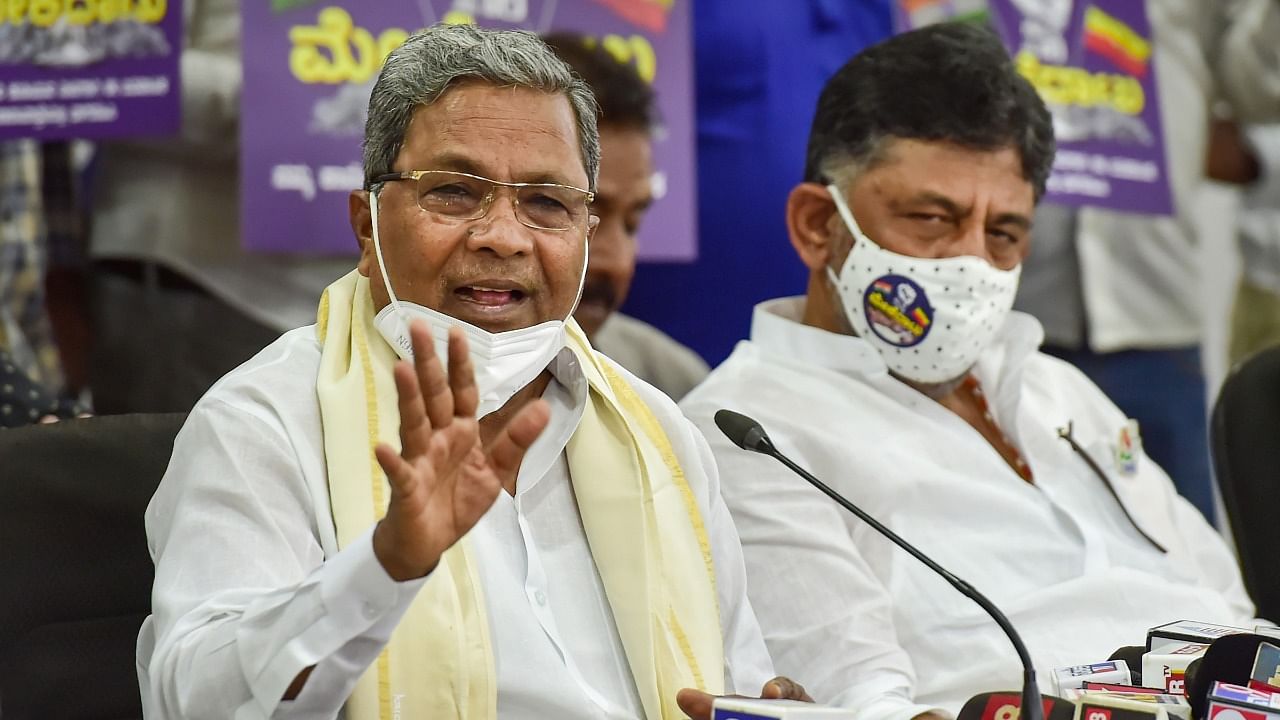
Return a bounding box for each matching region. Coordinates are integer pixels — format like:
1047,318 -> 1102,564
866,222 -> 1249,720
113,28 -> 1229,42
1211,346 -> 1280,622
0,413 -> 185,719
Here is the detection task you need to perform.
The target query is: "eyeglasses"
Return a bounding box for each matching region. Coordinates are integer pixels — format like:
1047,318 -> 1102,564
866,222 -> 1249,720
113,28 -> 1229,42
372,170 -> 595,232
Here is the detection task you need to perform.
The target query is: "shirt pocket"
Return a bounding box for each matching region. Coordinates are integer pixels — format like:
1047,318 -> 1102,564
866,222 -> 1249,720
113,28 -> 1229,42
1081,436 -> 1181,557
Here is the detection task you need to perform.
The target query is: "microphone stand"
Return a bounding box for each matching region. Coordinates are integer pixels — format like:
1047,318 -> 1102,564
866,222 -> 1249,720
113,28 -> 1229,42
720,411 -> 1043,720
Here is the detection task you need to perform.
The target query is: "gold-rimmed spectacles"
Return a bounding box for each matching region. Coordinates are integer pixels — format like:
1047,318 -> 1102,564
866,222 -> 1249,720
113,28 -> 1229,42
372,170 -> 594,232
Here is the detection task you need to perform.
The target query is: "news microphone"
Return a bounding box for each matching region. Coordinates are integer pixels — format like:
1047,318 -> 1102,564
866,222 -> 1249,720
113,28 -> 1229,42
957,692 -> 1076,720
1109,647 -> 1148,686
1185,633 -> 1278,718
1072,692 -> 1174,720
714,409 -> 1046,720
1053,661 -> 1133,694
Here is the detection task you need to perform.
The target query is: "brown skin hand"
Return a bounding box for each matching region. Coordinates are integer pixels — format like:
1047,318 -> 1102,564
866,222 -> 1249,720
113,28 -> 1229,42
676,677 -> 814,719
1205,118 -> 1260,186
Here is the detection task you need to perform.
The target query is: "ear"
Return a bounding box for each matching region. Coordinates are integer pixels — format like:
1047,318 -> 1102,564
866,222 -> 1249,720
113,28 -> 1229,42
786,182 -> 840,272
350,189 -> 374,277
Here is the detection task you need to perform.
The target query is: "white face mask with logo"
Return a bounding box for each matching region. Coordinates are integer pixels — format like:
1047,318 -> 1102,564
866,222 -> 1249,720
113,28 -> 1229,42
825,184 -> 1021,385
368,189 -> 587,418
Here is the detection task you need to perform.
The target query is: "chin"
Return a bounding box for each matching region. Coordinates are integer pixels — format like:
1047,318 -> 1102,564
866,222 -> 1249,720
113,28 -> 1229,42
896,372 -> 969,399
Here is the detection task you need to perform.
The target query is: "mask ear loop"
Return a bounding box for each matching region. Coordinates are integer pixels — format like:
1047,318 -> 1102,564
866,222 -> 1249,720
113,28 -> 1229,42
564,218 -> 592,322
825,183 -> 868,289
370,188 -> 406,318
826,183 -> 869,241
370,187 -> 420,361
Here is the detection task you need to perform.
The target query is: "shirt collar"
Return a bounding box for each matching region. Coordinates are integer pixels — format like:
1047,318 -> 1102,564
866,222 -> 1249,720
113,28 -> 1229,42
749,296 -> 1046,387
749,297 -> 890,379
514,346 -> 588,496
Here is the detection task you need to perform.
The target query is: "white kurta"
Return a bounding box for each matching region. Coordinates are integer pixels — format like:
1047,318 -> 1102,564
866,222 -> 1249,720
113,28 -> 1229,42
681,298 -> 1257,719
139,326 -> 774,719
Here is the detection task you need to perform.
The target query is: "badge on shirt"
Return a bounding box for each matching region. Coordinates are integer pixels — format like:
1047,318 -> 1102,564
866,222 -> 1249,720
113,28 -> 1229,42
1114,419 -> 1141,477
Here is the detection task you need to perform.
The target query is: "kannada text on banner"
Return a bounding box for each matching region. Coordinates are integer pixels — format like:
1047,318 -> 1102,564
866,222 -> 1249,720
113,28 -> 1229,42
893,0 -> 1173,216
0,0 -> 182,141
240,0 -> 697,259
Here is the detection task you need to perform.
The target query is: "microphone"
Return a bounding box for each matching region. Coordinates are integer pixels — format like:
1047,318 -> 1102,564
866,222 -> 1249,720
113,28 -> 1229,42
1109,647 -> 1148,686
1052,661 -> 1133,693
956,692 -> 1075,720
714,409 -> 1046,720
1140,643 -> 1207,694
1185,633 -> 1279,719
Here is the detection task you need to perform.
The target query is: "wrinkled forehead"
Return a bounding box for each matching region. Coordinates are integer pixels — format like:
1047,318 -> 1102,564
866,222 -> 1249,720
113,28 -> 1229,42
846,138 -> 1035,210
394,82 -> 589,189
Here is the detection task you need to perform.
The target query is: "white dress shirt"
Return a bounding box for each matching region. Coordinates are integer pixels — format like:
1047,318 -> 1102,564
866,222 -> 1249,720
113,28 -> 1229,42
681,298 -> 1258,719
139,326 -> 774,719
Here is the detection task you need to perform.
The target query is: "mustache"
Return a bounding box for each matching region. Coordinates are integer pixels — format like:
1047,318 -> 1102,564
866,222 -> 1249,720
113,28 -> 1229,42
445,262 -> 543,293
579,276 -> 618,309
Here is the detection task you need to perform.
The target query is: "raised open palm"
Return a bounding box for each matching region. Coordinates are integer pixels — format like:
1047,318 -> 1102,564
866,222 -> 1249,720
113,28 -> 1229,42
371,320 -> 550,581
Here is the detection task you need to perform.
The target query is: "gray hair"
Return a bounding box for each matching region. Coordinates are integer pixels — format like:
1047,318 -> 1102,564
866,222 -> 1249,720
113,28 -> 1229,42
362,23 -> 600,190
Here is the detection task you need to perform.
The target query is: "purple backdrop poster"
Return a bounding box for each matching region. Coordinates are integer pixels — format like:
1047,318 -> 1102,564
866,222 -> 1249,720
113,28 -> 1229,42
240,0 -> 697,259
0,1 -> 182,141
893,0 -> 1174,216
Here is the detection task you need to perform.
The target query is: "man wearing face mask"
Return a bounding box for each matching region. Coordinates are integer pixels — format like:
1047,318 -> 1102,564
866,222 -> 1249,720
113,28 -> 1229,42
683,23 -> 1260,720
543,33 -> 711,401
138,24 -> 807,720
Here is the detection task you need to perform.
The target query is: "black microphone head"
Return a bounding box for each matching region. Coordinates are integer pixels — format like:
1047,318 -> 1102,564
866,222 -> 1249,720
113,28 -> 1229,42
1108,646 -> 1147,685
1186,633 -> 1272,719
714,409 -> 773,454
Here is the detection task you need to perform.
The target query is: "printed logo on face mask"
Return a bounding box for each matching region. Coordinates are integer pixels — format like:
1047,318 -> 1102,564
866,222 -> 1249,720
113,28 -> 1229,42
862,274 -> 934,348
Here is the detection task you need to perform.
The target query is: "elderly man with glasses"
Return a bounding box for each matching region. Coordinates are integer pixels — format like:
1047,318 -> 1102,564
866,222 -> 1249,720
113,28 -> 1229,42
138,24 -> 805,720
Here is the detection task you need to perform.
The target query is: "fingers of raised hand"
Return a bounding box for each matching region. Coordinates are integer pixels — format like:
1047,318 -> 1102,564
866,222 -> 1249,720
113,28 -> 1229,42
486,399 -> 551,479
454,445 -> 503,516
438,418 -> 480,473
376,441 -> 420,502
408,320 -> 453,427
393,361 -> 432,460
446,326 -> 479,418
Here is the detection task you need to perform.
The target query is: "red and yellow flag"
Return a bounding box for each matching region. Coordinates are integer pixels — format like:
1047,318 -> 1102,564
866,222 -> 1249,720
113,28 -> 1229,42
589,0 -> 674,33
1083,5 -> 1151,78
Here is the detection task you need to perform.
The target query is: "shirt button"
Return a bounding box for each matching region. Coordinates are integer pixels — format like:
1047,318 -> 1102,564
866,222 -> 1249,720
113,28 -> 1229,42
534,590 -> 547,606
362,601 -> 380,620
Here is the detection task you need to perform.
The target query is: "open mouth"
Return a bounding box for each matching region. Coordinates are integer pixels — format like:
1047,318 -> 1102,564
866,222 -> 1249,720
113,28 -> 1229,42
454,286 -> 528,307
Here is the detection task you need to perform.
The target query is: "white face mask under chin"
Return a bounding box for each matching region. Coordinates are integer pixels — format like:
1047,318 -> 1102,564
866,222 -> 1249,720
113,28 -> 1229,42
367,189 -> 587,418
825,184 -> 1021,385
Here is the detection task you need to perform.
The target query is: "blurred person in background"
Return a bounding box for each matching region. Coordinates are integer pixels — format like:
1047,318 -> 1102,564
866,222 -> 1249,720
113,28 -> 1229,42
1012,0 -> 1280,520
0,140 -> 85,426
87,0 -> 352,414
622,0 -> 894,367
1224,124 -> 1280,365
544,32 -> 710,400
